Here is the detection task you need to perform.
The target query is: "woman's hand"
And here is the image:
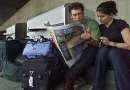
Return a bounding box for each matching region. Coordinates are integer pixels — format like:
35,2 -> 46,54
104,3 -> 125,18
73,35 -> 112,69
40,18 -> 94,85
100,36 -> 110,45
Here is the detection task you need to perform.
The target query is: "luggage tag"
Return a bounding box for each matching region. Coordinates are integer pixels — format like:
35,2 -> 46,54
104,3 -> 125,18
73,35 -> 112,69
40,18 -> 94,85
29,71 -> 34,87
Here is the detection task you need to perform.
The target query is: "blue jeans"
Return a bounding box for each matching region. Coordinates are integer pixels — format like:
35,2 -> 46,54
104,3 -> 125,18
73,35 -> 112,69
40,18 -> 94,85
93,46 -> 130,90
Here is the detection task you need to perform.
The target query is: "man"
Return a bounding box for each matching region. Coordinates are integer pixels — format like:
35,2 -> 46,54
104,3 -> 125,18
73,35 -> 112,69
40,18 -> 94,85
64,2 -> 100,90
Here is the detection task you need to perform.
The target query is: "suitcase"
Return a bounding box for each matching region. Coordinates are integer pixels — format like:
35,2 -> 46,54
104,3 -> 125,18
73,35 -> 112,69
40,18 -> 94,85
0,40 -> 25,81
0,40 -> 23,71
21,58 -> 51,90
21,47 -> 68,90
6,40 -> 24,62
0,41 -> 6,72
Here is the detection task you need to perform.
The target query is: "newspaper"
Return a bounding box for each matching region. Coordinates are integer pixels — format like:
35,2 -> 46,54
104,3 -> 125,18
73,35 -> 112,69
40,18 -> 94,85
48,23 -> 88,62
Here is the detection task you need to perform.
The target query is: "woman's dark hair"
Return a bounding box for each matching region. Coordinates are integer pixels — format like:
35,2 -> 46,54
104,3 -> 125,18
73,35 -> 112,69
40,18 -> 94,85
96,1 -> 118,15
68,2 -> 84,14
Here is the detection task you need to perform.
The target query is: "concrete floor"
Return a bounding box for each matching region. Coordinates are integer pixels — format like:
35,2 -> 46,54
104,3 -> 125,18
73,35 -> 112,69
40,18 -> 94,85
0,78 -> 115,90
0,77 -> 92,90
0,70 -> 116,90
0,77 -> 23,90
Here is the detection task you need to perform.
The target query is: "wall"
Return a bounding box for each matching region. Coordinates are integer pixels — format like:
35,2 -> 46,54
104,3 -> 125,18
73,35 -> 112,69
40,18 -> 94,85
127,0 -> 130,24
0,0 -> 129,30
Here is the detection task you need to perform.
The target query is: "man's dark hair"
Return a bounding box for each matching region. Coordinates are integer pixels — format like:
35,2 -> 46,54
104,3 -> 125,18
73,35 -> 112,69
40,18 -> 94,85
68,2 -> 84,14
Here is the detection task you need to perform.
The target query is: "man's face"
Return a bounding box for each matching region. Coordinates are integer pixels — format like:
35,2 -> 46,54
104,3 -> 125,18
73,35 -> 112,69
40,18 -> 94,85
70,8 -> 84,22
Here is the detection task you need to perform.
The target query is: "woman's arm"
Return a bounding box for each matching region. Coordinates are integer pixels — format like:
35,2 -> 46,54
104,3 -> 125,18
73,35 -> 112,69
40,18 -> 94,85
118,27 -> 130,49
100,27 -> 130,50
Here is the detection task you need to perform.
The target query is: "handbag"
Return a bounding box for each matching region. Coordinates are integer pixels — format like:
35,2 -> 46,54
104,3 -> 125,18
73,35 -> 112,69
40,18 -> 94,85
22,41 -> 51,59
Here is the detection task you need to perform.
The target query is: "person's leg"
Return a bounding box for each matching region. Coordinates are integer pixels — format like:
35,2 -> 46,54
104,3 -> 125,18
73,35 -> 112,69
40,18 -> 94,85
109,48 -> 130,90
92,47 -> 110,90
64,46 -> 98,90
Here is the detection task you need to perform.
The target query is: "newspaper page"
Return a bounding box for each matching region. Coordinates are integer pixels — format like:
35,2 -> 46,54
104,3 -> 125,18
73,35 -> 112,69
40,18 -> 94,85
48,23 -> 88,62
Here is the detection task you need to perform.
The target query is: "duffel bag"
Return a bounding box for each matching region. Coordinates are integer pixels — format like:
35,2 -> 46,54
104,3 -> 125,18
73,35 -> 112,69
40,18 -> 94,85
22,41 -> 51,59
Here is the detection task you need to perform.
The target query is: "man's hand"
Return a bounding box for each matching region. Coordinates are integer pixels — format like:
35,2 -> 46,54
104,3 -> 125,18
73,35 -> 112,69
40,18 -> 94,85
66,35 -> 83,48
80,31 -> 91,40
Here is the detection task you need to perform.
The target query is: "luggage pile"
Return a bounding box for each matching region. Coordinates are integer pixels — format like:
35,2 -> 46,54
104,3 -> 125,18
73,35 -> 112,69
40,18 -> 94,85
0,36 -> 68,90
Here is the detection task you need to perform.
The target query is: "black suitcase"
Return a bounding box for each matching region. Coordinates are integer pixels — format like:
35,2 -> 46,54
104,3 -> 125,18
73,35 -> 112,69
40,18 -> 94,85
21,58 -> 51,90
6,40 -> 24,62
21,47 -> 68,90
0,40 -> 24,81
0,41 -> 6,72
0,40 -> 22,71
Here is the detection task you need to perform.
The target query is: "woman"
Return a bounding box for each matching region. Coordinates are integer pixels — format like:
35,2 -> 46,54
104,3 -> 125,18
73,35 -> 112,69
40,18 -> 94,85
92,1 -> 130,90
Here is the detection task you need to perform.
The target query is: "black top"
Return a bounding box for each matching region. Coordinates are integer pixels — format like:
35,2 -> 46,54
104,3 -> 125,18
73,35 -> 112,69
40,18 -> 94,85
99,19 -> 129,43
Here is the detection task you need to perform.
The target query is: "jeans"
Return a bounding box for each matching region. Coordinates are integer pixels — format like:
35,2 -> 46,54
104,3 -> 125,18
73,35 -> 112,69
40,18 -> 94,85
93,47 -> 130,90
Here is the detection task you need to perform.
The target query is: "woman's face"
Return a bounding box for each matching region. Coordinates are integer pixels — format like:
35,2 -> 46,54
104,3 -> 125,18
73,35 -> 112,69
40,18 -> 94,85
96,11 -> 113,25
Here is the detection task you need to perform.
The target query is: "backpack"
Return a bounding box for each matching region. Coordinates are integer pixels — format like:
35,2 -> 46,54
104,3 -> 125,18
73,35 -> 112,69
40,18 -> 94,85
21,58 -> 51,90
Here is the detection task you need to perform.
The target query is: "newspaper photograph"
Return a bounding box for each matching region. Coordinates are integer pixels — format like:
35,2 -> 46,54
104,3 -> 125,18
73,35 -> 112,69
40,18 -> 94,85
48,23 -> 88,62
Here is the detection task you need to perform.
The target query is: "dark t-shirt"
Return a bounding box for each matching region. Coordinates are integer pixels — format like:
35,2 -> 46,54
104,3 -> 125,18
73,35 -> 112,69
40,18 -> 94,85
99,19 -> 129,43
